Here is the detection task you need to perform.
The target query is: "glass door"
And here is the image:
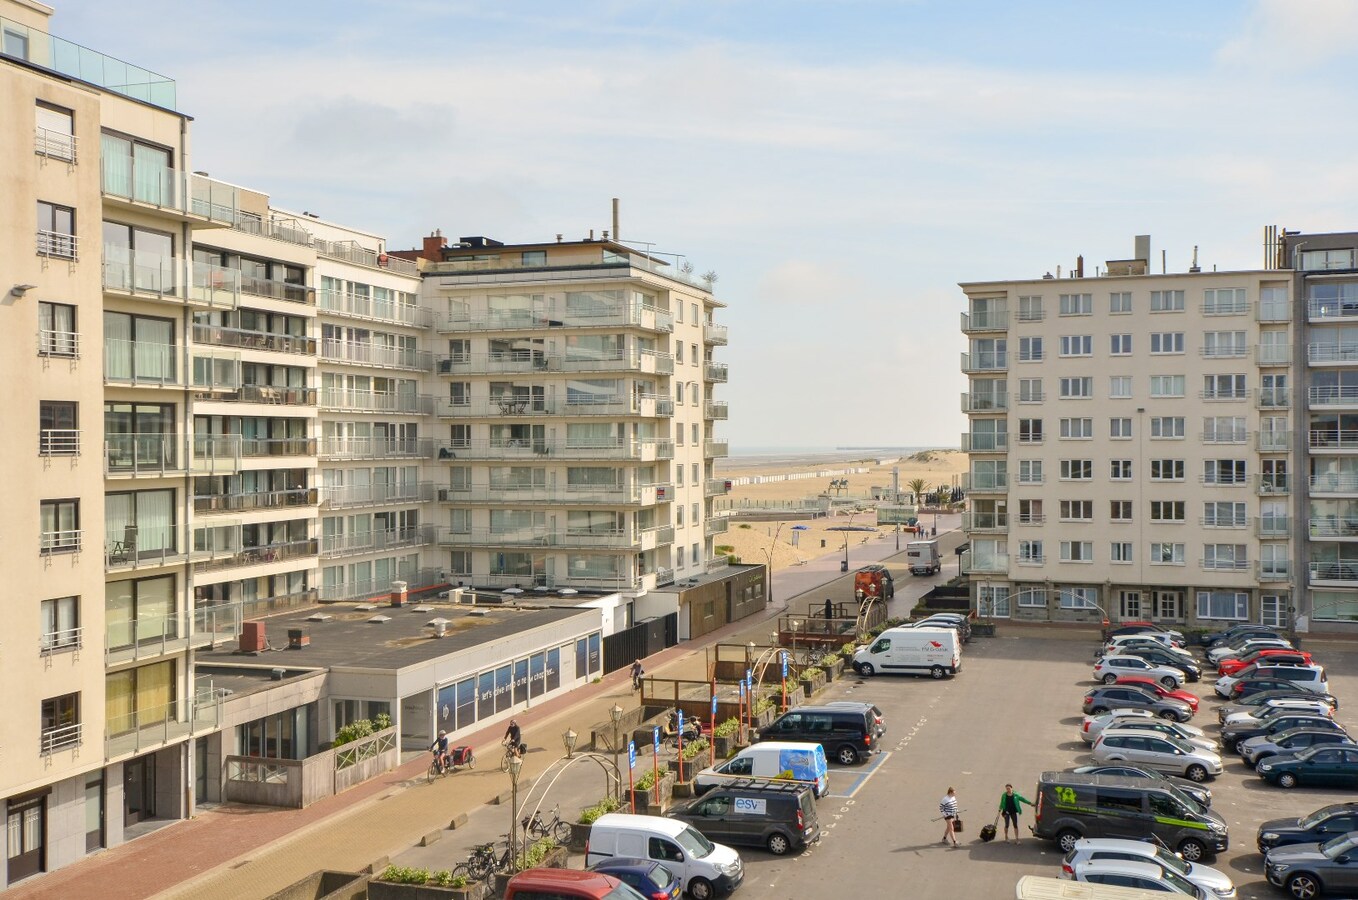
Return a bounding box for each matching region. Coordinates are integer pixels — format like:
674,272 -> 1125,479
123,756 -> 156,826
6,795 -> 45,882
85,775 -> 104,852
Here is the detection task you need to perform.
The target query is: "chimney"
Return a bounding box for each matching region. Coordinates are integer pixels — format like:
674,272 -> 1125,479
421,231 -> 449,261
1075,255 -> 1084,278
612,198 -> 620,242
1134,235 -> 1151,265
1189,245 -> 1201,273
588,229 -> 595,241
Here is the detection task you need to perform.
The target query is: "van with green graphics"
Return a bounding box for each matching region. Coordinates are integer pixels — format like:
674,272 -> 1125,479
1031,772 -> 1228,862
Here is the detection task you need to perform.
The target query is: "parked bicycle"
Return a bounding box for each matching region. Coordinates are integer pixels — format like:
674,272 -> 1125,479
805,646 -> 827,666
453,836 -> 514,882
522,803 -> 572,843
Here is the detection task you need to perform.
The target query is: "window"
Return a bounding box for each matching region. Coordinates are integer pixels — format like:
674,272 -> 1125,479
1061,586 -> 1098,609
1203,288 -> 1248,314
1150,332 -> 1185,354
1110,500 -> 1132,522
1018,459 -> 1043,484
1150,375 -> 1184,397
1109,418 -> 1132,439
1018,540 -> 1044,564
690,303 -> 698,322
1203,459 -> 1246,485
1152,590 -> 1184,618
1203,330 -> 1246,356
1204,545 -> 1247,570
1059,500 -> 1093,521
40,596 -> 80,653
675,343 -> 684,364
1119,591 -> 1142,618
1018,418 -> 1044,444
690,343 -> 698,366
1196,590 -> 1248,620
1203,373 -> 1246,400
1059,418 -> 1092,439
35,101 -> 75,161
38,301 -> 78,357
1059,335 -> 1092,357
1059,293 -> 1092,316
674,423 -> 683,446
674,382 -> 684,404
41,692 -> 81,752
1151,290 -> 1185,311
1060,459 -> 1092,480
690,383 -> 699,405
100,131 -> 174,206
675,301 -> 684,322
520,250 -> 546,267
1018,336 -> 1044,362
676,466 -> 685,487
1109,292 -> 1132,314
1150,459 -> 1184,481
1018,378 -> 1043,403
1110,334 -> 1132,355
1203,501 -> 1246,527
1059,377 -> 1093,399
39,401 -> 78,456
691,502 -> 699,522
104,312 -> 176,384
1108,376 -> 1131,399
1017,296 -> 1044,321
1150,416 -> 1185,439
1301,248 -> 1357,271
1110,459 -> 1132,480
37,200 -> 76,258
677,505 -> 684,526
1018,498 -> 1043,524
1150,501 -> 1185,522
1111,542 -> 1133,563
40,498 -> 80,553
1261,595 -> 1289,628
1203,416 -> 1246,443
1017,587 -> 1047,607
978,584 -> 1011,617
1150,543 -> 1185,565
690,423 -> 699,445
691,543 -> 700,565
1061,541 -> 1094,562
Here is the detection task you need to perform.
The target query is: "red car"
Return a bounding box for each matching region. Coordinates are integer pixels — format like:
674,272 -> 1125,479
1217,649 -> 1314,676
1113,676 -> 1199,712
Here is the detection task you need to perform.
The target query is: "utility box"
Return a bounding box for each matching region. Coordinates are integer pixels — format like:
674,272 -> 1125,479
287,628 -> 310,649
240,621 -> 266,652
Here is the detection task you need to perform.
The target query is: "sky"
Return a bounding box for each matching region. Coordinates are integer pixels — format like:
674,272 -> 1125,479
53,0 -> 1358,450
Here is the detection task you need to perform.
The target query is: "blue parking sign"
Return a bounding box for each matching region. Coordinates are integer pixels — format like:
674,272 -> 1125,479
628,740 -> 636,770
781,652 -> 788,679
652,726 -> 660,753
710,695 -> 718,718
677,709 -> 684,732
746,667 -> 753,684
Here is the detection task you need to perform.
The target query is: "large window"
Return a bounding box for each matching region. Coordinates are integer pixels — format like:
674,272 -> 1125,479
1059,500 -> 1093,521
1150,375 -> 1184,397
105,489 -> 175,563
1059,293 -> 1092,316
104,312 -> 175,384
35,101 -> 75,161
39,401 -> 78,456
1018,337 -> 1043,362
105,660 -> 175,735
1150,501 -> 1185,522
41,693 -> 81,752
40,596 -> 80,654
1060,459 -> 1092,481
1060,587 -> 1098,609
40,498 -> 80,553
105,402 -> 175,472
1059,377 -> 1093,399
1150,459 -> 1184,481
100,131 -> 173,205
38,301 -> 78,357
1196,591 -> 1248,620
103,221 -> 174,293
37,200 -> 75,257
1060,541 -> 1093,562
1059,335 -> 1092,357
1150,417 -> 1185,439
1059,418 -> 1092,439
240,704 -> 315,760
1203,544 -> 1247,571
1150,332 -> 1184,354
1203,373 -> 1246,400
1150,543 -> 1185,565
107,575 -> 175,651
1150,290 -> 1185,312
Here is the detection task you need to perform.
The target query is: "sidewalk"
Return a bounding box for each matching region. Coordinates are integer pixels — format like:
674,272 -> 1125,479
9,519 -> 959,900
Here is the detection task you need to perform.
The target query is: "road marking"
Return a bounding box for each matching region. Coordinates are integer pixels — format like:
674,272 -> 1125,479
827,751 -> 892,798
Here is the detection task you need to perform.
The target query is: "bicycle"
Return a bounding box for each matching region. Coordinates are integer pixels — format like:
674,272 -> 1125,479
806,646 -> 827,666
427,750 -> 450,784
427,745 -> 475,783
453,836 -> 514,882
522,803 -> 572,843
500,739 -> 526,773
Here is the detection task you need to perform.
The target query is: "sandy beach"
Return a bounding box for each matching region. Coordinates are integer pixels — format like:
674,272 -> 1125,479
713,450 -> 968,570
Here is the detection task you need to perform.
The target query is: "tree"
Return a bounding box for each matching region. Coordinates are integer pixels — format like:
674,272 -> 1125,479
907,478 -> 927,505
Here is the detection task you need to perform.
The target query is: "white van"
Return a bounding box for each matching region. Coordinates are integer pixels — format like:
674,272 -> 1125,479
586,813 -> 743,899
852,626 -> 960,678
692,742 -> 830,798
906,540 -> 941,575
1015,874 -> 1170,899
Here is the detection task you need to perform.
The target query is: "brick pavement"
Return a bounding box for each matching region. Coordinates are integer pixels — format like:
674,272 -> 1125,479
6,519 -> 957,900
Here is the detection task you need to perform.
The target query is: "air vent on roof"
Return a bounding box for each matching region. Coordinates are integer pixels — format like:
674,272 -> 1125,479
354,603 -> 377,612
367,615 -> 392,624
306,613 -> 333,622
412,605 -> 434,613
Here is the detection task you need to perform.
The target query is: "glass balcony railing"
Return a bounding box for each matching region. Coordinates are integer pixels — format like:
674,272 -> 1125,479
104,339 -> 178,386
320,388 -> 433,415
960,310 -> 1009,332
320,437 -> 431,460
317,289 -> 430,327
320,526 -> 434,558
0,14 -> 177,108
320,339 -> 431,371
320,482 -> 434,509
704,440 -> 729,458
705,400 -> 729,420
102,247 -> 181,297
193,324 -> 316,356
193,487 -> 318,515
105,433 -> 180,475
193,537 -> 318,573
704,362 -> 728,382
704,322 -> 729,345
433,439 -> 673,461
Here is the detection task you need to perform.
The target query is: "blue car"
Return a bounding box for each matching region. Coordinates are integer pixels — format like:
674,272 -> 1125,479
589,857 -> 682,900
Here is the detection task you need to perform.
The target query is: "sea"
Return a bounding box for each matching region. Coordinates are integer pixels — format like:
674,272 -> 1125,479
718,446 -> 955,471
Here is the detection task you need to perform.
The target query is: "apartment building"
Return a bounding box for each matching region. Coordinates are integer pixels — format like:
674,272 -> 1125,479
960,230 -> 1358,634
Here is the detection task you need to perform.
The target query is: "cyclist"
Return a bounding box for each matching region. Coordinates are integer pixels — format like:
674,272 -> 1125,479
430,729 -> 450,773
503,718 -> 523,756
630,658 -> 644,691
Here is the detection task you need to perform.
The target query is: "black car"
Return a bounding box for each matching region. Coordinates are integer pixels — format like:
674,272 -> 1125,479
1233,677 -> 1332,702
1218,690 -> 1339,724
1070,764 -> 1212,809
758,705 -> 879,765
1202,624 -> 1283,647
1120,645 -> 1203,682
1258,803 -> 1358,853
1222,713 -> 1342,751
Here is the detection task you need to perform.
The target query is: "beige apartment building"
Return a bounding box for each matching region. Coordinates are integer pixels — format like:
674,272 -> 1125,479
960,230 -> 1358,634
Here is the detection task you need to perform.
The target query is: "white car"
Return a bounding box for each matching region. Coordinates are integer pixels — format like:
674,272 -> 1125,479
1093,655 -> 1184,688
1062,838 -> 1236,898
1071,859 -> 1207,896
1081,708 -> 1157,744
1207,639 -> 1294,666
1102,637 -> 1198,663
1223,698 -> 1335,726
1103,632 -> 1176,654
1092,730 -> 1224,782
1101,720 -> 1216,753
1215,663 -> 1326,699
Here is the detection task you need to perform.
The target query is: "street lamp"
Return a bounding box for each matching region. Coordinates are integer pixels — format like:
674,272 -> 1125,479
508,753 -> 524,871
562,728 -> 578,759
609,704 -> 624,802
790,619 -> 801,662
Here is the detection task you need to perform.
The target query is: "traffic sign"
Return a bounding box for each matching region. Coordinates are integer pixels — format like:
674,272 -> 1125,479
628,740 -> 636,770
652,726 -> 660,753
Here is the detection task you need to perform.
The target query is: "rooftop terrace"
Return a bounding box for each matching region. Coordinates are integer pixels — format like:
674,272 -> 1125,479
1,13 -> 177,109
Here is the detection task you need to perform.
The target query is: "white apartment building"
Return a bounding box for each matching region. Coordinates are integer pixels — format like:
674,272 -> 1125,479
960,230 -> 1358,635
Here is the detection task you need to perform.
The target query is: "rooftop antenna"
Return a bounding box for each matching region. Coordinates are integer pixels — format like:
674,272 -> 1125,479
1189,246 -> 1201,273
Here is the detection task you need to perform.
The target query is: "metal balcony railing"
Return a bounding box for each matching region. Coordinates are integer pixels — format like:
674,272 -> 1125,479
1200,557 -> 1249,572
39,429 -> 80,456
1309,518 -> 1358,538
1311,474 -> 1358,494
35,126 -> 76,162
37,229 -> 77,259
320,339 -> 431,371
1257,388 -> 1290,409
1258,475 -> 1292,495
1309,299 -> 1358,322
960,310 -> 1009,332
1310,430 -> 1358,451
960,350 -> 1007,373
320,482 -> 434,509
320,437 -> 431,460
37,328 -> 79,358
314,238 -> 419,274
193,537 -> 318,573
1310,386 -> 1358,407
40,529 -> 81,554
39,626 -> 82,656
433,439 -> 674,461
1309,342 -> 1358,364
192,324 -> 316,356
193,487 -> 319,515
321,526 -> 434,558
1310,562 -> 1358,584
320,388 -> 433,415
317,289 -> 430,327
40,723 -> 81,755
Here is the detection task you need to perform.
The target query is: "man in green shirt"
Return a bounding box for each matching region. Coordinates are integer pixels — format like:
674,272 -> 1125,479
998,784 -> 1033,843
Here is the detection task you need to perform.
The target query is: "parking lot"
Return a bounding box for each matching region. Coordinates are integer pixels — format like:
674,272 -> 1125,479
721,627 -> 1358,900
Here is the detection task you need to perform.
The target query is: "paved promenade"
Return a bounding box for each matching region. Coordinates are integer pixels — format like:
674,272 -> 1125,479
6,518 -> 959,900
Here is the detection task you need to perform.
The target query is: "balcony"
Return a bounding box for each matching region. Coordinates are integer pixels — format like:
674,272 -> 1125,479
317,289 -> 431,328
40,723 -> 81,755
1258,562 -> 1291,582
1256,345 -> 1292,366
102,248 -> 183,300
104,603 -> 238,666
1309,342 -> 1358,365
35,125 -> 76,162
320,339 -> 431,371
39,626 -> 82,656
0,13 -> 177,108
321,526 -> 435,559
704,440 -> 729,458
1309,299 -> 1358,322
319,388 -> 433,416
189,261 -> 242,310
705,517 -> 729,537
320,437 -> 431,461
197,384 -> 318,407
1199,389 -> 1247,402
193,537 -> 318,574
1257,388 -> 1290,409
320,482 -> 435,509
193,323 -> 317,356
960,550 -> 1008,574
1310,517 -> 1358,538
104,525 -> 187,571
960,392 -> 1008,413
705,478 -> 732,497
1309,561 -> 1358,586
961,432 -> 1008,452
704,322 -> 729,345
436,483 -> 674,506
1199,344 -> 1248,359
1258,474 -> 1292,495
704,362 -> 728,383
39,429 -> 80,457
105,698 -> 220,762
1256,516 -> 1291,537
433,439 -> 674,462
960,310 -> 1009,333
37,328 -> 80,359
961,472 -> 1008,492
40,529 -> 81,554
1310,430 -> 1358,452
228,212 -> 313,247
1201,429 -> 1248,445
104,340 -> 178,387
435,349 -> 674,377
961,512 -> 1008,533
705,400 -> 729,420
105,433 -> 181,476
37,229 -> 77,260
440,527 -> 647,550
960,350 -> 1007,373
314,238 -> 419,275
1310,386 -> 1358,409
193,436 -> 317,473
1200,557 -> 1249,572
194,487 -> 319,515
1202,299 -> 1248,317
240,273 -> 314,306
1258,299 -> 1291,322
435,303 -> 672,334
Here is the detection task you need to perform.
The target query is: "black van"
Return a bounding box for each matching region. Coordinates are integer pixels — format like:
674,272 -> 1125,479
757,705 -> 878,765
1031,772 -> 1228,862
668,778 -> 820,856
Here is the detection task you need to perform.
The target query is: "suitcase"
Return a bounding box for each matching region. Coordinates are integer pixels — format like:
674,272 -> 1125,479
979,823 -> 997,843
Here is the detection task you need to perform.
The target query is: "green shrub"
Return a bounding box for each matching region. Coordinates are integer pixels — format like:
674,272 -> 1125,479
578,796 -> 621,825
738,523 -> 752,529
716,545 -> 735,554
681,737 -> 709,761
839,642 -> 856,658
712,717 -> 740,739
635,768 -> 657,791
379,865 -> 431,885
430,870 -> 460,888
334,718 -> 375,747
515,837 -> 557,870
374,712 -> 392,731
753,696 -> 775,715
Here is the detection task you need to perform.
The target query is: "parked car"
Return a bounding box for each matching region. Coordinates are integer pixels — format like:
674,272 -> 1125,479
824,701 -> 886,739
1114,677 -> 1200,712
1104,633 -> 1178,656
1207,637 -> 1294,665
1257,803 -> 1358,853
1069,765 -> 1212,809
757,704 -> 879,765
1218,691 -> 1338,724
1221,713 -> 1342,751
1217,649 -> 1315,677
1258,746 -> 1358,789
1070,858 -> 1207,895
1061,839 -> 1235,898
1083,686 -> 1194,722
506,869 -> 649,900
668,779 -> 819,856
1094,656 -> 1185,689
1092,731 -> 1224,782
1224,698 -> 1336,727
1102,638 -> 1199,665
1200,624 -> 1282,648
1121,645 -> 1204,682
585,814 -> 742,900
1240,729 -> 1355,769
910,613 -> 971,643
1082,710 -> 1162,744
1231,675 -> 1331,701
1101,721 -> 1217,754
1215,662 -> 1326,698
1265,831 -> 1358,897
587,859 -> 682,900
1104,622 -> 1187,645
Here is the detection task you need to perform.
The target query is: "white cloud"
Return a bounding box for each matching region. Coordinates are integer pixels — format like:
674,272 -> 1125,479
1217,0 -> 1358,68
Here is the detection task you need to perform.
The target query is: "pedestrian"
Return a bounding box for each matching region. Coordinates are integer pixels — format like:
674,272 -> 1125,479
939,786 -> 960,847
630,658 -> 644,691
931,525 -> 937,537
997,783 -> 1033,843
824,597 -> 833,621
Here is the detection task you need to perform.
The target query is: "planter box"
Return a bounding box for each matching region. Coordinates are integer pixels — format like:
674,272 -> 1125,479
712,734 -> 736,759
568,821 -> 593,853
971,622 -> 997,638
629,772 -> 676,815
491,847 -> 570,896
369,881 -> 486,900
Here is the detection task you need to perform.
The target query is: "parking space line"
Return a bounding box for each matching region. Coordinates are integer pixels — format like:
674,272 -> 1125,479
826,751 -> 891,799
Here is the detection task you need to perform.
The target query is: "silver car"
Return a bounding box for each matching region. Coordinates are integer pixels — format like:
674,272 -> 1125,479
1072,859 -> 1206,896
1082,710 -> 1205,745
1093,730 -> 1225,782
1062,838 -> 1236,898
1102,720 -> 1218,753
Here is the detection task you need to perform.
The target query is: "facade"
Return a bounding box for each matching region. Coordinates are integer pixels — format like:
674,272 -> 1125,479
959,230 -> 1358,634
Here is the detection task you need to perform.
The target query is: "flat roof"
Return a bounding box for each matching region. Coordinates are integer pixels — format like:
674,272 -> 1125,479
958,268 -> 1285,291
197,665 -> 323,700
197,602 -> 595,672
649,563 -> 762,595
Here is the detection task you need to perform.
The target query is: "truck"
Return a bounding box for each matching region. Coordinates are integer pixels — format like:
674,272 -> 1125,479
853,564 -> 894,601
906,540 -> 941,575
